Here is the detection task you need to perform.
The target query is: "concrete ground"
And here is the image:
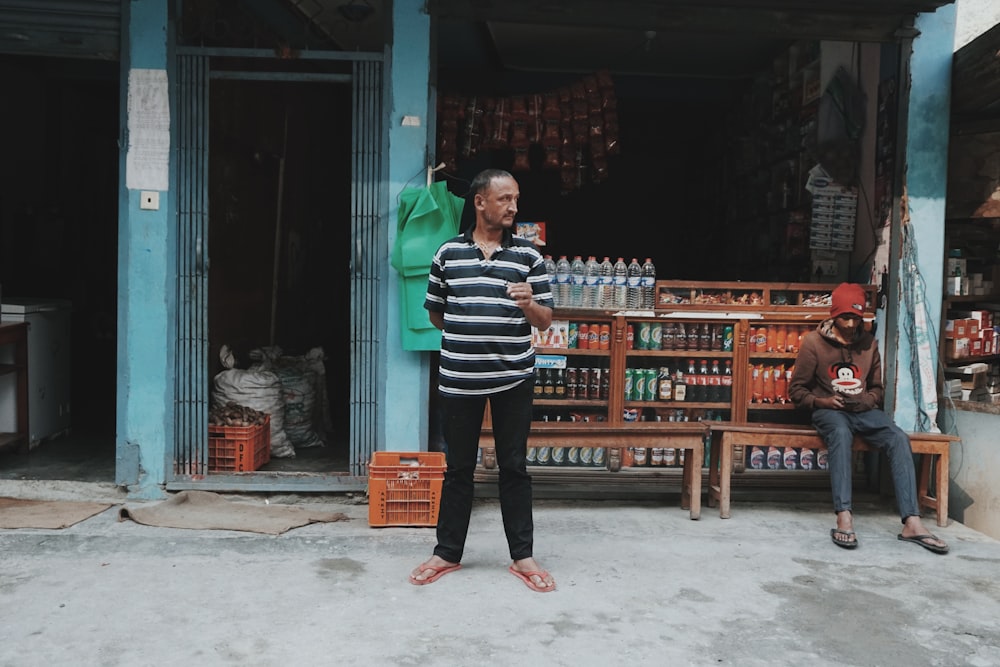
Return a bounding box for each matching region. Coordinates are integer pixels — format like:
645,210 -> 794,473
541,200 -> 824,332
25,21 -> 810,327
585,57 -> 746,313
1,480 -> 999,667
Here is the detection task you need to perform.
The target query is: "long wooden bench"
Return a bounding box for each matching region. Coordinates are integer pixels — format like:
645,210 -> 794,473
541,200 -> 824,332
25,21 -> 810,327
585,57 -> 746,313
707,422 -> 960,526
479,421 -> 710,519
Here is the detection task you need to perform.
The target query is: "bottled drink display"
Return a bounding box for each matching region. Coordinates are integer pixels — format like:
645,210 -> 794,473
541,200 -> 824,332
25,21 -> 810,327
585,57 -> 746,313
612,257 -> 628,308
598,256 -> 614,309
626,257 -> 642,309
641,257 -> 657,309
555,255 -> 571,308
570,255 -> 587,308
584,255 -> 601,309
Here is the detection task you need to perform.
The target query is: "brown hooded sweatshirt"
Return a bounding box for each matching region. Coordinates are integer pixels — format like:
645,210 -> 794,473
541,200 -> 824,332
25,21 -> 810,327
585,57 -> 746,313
788,318 -> 883,413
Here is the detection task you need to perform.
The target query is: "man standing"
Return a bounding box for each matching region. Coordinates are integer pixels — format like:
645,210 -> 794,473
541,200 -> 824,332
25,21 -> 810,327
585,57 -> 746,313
410,169 -> 557,591
788,282 -> 949,554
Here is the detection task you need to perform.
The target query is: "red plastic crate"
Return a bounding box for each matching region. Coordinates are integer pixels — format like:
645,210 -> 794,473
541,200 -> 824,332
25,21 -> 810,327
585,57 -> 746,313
368,451 -> 446,527
208,416 -> 271,472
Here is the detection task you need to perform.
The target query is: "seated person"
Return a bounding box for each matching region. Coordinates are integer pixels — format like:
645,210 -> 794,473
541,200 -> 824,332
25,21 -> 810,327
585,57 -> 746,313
788,282 -> 948,554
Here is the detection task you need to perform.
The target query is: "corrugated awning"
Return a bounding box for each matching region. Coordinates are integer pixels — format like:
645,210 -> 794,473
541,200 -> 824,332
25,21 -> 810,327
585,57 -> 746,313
427,0 -> 955,42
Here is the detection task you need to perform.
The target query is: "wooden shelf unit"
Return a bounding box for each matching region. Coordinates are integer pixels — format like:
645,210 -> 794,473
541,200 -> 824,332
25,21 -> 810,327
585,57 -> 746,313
477,281 -> 877,482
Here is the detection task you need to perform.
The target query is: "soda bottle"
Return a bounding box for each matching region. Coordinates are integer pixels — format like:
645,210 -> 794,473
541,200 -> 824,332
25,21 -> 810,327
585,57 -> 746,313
570,255 -> 587,308
598,256 -> 614,309
686,359 -> 700,401
709,359 -> 722,402
584,255 -> 601,309
612,257 -> 628,308
698,359 -> 710,402
641,257 -> 657,309
554,255 -> 571,308
626,258 -> 642,309
722,360 -> 734,402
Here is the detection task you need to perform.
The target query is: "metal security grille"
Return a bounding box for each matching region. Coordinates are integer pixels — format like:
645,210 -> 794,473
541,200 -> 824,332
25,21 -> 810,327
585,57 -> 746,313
349,59 -> 386,475
170,47 -> 385,484
174,54 -> 210,476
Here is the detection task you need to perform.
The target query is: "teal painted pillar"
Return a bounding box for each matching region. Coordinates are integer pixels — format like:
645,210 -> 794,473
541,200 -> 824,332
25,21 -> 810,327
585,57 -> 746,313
116,0 -> 172,498
384,0 -> 433,453
893,5 -> 956,430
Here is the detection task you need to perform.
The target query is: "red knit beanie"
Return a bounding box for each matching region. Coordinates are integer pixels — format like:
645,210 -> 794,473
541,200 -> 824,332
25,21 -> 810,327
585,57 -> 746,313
830,283 -> 866,319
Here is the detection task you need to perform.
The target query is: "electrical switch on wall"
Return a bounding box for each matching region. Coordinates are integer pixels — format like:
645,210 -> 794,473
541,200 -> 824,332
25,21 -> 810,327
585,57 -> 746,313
140,191 -> 160,210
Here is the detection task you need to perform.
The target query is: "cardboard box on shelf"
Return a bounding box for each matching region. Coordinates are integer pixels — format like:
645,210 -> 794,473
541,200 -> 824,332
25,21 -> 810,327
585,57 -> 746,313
944,337 -> 970,360
944,319 -> 966,338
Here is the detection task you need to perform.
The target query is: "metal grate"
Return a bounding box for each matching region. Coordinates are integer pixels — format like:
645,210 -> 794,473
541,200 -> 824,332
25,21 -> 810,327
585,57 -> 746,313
349,58 -> 386,475
174,54 -> 210,476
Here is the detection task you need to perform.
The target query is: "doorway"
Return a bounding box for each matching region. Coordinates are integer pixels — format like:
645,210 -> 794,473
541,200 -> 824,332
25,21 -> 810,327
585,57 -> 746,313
207,75 -> 352,473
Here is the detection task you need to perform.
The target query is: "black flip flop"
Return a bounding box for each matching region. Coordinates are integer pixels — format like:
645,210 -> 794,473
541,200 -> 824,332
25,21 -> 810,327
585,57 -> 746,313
830,528 -> 858,549
897,533 -> 949,554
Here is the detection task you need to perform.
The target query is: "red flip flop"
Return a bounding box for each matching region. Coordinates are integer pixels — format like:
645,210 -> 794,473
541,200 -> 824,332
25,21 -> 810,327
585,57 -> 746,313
509,565 -> 556,593
409,562 -> 461,585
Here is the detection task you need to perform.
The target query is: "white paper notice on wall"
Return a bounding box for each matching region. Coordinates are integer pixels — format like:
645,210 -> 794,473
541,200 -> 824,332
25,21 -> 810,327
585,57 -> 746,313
125,68 -> 170,192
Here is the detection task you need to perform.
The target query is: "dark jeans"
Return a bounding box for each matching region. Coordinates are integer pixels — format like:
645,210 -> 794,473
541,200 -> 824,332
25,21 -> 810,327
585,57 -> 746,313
811,408 -> 920,523
433,379 -> 534,563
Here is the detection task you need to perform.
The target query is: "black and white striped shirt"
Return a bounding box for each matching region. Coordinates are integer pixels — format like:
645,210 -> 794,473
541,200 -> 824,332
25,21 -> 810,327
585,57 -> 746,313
425,228 -> 554,397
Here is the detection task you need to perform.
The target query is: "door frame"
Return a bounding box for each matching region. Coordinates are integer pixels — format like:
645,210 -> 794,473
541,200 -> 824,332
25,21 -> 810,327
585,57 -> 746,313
167,46 -> 386,492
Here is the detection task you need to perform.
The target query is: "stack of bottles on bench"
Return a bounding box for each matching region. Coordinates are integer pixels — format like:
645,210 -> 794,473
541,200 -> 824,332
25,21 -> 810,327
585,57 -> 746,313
746,445 -> 866,472
545,255 -> 656,310
623,409 -> 723,467
527,411 -> 607,467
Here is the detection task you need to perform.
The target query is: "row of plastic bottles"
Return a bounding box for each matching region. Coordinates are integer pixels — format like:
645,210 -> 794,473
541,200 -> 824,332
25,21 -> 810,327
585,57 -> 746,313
543,255 -> 656,310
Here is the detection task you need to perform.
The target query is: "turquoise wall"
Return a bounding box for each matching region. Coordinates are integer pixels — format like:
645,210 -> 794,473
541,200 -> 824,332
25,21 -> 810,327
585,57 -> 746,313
385,0 -> 433,452
116,0 -> 172,499
892,5 -> 956,431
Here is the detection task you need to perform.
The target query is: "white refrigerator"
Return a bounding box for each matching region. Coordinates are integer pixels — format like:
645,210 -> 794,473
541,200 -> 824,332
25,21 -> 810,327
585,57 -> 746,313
0,298 -> 73,445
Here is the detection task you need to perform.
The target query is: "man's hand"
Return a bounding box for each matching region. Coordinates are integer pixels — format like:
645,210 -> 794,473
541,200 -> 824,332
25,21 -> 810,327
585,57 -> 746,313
816,395 -> 847,410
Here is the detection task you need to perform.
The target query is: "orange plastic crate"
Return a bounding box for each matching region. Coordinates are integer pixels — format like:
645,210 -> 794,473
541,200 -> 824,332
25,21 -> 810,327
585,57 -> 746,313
368,451 -> 446,527
208,416 -> 271,472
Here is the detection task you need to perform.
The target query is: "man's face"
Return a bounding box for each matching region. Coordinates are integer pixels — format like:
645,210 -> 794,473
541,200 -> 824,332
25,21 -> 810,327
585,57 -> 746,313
833,313 -> 862,339
476,176 -> 519,229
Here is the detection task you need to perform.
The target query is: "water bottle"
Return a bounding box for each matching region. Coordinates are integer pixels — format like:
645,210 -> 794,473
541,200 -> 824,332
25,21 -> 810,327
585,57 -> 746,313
543,254 -> 557,304
612,257 -> 628,309
555,255 -> 571,308
598,256 -> 614,309
626,257 -> 642,309
570,255 -> 587,308
584,256 -> 601,309
641,257 -> 657,309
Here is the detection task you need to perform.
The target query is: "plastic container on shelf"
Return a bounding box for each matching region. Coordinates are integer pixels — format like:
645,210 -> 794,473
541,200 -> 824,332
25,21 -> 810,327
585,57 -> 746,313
641,257 -> 657,310
584,256 -> 601,309
626,257 -> 642,309
554,255 -> 571,308
543,254 -> 557,303
598,256 -> 614,309
612,257 -> 628,308
570,255 -> 587,308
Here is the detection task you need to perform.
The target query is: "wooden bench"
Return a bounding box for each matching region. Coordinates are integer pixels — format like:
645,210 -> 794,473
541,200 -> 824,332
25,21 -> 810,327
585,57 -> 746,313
479,421 -> 710,520
707,422 -> 960,526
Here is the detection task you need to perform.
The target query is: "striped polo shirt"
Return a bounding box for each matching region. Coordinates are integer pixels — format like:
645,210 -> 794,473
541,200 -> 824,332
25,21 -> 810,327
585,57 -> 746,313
425,227 -> 554,397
